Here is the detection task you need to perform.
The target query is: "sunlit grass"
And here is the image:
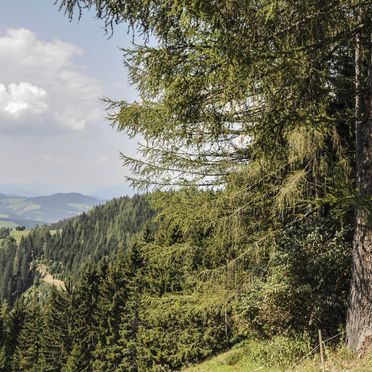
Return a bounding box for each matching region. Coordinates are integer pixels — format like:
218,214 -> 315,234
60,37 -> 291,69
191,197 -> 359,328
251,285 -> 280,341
10,229 -> 30,243
184,341 -> 372,372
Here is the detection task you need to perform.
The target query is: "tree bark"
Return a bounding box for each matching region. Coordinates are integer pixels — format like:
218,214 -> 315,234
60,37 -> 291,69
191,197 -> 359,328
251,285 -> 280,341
346,22 -> 372,352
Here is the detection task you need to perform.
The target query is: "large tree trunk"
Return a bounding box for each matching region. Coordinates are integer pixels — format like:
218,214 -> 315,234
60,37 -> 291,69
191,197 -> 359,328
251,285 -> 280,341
346,23 -> 372,352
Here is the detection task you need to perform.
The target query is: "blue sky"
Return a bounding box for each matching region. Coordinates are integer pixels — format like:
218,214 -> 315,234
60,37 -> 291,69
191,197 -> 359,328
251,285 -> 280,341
0,0 -> 141,198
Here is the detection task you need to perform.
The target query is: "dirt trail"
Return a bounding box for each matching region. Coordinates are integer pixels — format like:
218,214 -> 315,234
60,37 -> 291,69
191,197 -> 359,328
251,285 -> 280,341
37,264 -> 65,290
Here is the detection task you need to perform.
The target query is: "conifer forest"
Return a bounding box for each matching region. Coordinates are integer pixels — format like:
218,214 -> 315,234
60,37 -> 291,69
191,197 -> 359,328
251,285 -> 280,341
0,1 -> 371,371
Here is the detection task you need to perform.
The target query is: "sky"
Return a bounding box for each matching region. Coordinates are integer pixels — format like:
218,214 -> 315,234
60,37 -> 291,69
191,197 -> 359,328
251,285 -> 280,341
0,0 -> 141,199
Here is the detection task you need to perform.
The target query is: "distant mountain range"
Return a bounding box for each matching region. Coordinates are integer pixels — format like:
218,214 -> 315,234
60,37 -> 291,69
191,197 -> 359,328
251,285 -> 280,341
0,192 -> 102,228
0,183 -> 133,200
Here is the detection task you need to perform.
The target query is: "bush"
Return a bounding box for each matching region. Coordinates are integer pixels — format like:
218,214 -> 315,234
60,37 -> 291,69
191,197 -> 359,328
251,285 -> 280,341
0,227 -> 10,239
234,220 -> 352,339
242,335 -> 312,368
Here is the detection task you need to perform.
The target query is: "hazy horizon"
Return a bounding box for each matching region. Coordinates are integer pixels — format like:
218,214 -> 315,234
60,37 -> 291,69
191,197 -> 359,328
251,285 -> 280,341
0,182 -> 134,200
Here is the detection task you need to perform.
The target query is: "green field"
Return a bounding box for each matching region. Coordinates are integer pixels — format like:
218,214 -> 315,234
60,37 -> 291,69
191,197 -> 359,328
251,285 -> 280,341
9,229 -> 59,244
10,229 -> 30,244
0,229 -> 59,244
0,220 -> 18,228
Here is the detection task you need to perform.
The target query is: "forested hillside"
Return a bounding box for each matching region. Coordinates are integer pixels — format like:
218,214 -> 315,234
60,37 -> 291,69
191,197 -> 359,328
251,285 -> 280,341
45,194 -> 153,277
0,195 -> 152,305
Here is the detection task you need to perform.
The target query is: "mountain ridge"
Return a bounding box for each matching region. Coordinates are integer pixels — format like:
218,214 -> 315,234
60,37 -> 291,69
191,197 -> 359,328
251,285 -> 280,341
0,192 -> 102,227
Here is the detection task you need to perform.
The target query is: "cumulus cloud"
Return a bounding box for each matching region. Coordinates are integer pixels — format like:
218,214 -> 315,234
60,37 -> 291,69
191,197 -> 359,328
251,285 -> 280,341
0,82 -> 48,119
0,28 -> 103,131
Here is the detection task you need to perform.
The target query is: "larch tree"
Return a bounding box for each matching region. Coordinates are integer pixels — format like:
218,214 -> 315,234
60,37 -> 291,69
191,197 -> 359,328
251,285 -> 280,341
56,0 -> 371,351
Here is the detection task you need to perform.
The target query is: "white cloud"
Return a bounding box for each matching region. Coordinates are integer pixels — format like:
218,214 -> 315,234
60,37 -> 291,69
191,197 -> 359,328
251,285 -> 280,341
0,82 -> 48,119
0,28 -> 103,131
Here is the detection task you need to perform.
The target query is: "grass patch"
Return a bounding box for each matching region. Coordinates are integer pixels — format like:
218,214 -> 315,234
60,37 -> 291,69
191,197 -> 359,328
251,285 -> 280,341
297,347 -> 372,371
10,229 -> 30,244
184,348 -> 264,372
20,204 -> 41,212
10,229 -> 57,244
184,339 -> 372,372
0,220 -> 18,228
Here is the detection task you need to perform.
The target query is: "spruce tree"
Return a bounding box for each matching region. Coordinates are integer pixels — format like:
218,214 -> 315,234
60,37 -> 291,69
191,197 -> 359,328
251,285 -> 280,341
41,285 -> 74,371
13,301 -> 43,372
62,344 -> 88,372
92,259 -> 130,371
67,266 -> 102,371
117,244 -> 144,372
0,304 -> 7,371
5,300 -> 26,371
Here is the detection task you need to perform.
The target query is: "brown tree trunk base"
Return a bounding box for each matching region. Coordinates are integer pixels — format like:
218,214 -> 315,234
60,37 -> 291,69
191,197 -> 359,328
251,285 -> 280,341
346,214 -> 372,352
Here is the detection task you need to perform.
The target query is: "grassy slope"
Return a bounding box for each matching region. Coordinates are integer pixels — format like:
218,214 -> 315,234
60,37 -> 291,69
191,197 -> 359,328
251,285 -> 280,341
184,344 -> 372,372
10,229 -> 30,244
9,229 -> 58,244
0,220 -> 19,228
184,348 -> 272,372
